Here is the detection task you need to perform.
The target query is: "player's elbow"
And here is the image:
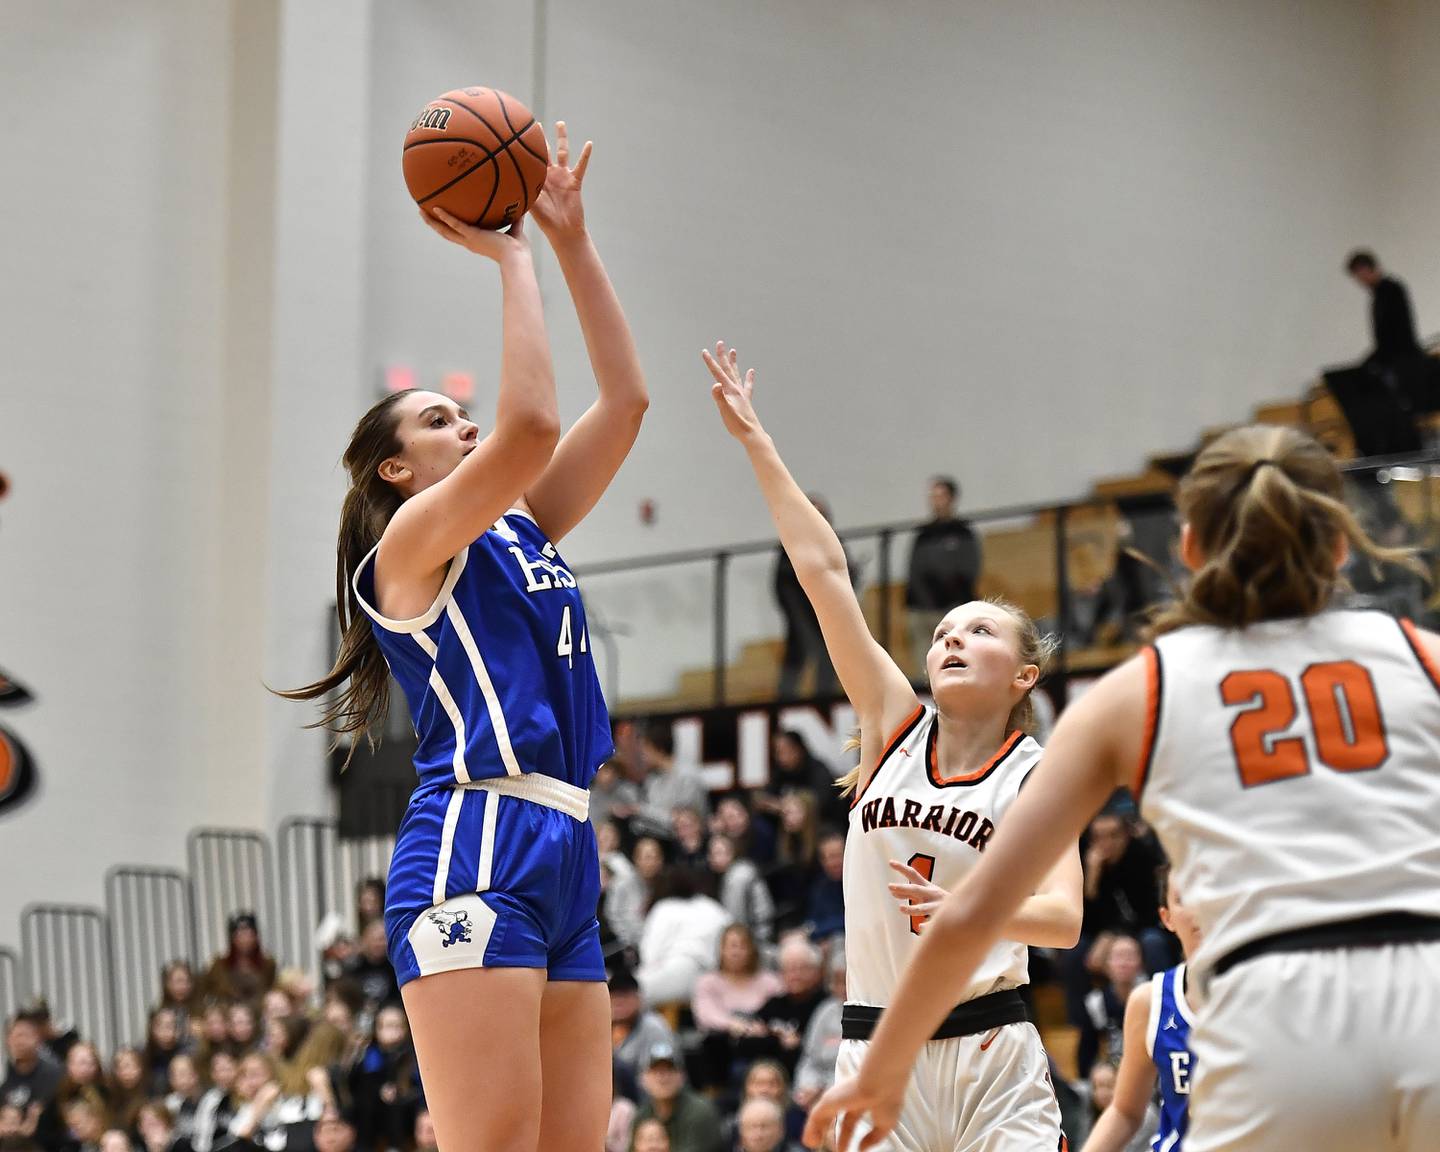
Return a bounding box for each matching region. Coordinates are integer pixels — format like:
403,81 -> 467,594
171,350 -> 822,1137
505,407 -> 562,457
1053,905 -> 1083,949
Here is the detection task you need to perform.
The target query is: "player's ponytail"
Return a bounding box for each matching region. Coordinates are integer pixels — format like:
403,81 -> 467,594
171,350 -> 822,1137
274,391 -> 412,768
1150,425 -> 1423,635
836,597 -> 1057,796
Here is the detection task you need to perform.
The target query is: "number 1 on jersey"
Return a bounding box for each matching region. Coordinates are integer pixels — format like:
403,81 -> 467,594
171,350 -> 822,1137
556,605 -> 588,669
907,853 -> 936,935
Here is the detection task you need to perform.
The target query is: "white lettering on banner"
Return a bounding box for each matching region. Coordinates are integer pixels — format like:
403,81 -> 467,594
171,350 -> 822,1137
657,702 -> 860,792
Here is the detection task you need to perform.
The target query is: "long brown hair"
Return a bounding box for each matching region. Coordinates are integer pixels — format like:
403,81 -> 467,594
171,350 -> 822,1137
274,391 -> 414,766
1150,424 -> 1422,635
837,596 -> 1057,796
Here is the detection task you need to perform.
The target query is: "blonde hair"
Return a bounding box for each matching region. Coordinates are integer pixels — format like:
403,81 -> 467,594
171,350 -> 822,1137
837,596 -> 1057,796
1150,425 -> 1422,635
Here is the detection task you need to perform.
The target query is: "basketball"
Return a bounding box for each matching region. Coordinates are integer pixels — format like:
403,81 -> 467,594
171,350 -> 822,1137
402,87 -> 549,230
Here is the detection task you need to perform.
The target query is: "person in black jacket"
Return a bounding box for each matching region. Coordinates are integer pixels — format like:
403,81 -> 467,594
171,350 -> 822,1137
904,477 -> 981,678
1347,250 -> 1423,368
1342,250 -> 1437,436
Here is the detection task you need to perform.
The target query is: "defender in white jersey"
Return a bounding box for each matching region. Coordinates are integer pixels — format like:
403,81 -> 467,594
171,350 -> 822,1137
808,425 -> 1440,1152
703,344 -> 1082,1152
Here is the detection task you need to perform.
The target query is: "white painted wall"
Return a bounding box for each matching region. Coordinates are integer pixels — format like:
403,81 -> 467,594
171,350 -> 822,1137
0,0 -> 261,942
2,0 -> 1433,946
1378,0 -> 1440,334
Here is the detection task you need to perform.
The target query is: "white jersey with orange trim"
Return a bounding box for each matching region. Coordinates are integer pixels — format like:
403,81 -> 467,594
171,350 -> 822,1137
1137,609 -> 1440,981
845,705 -> 1042,1008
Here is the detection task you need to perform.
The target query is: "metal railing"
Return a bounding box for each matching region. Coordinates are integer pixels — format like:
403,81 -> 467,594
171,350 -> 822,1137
0,945 -> 22,1053
277,817 -> 394,982
21,905 -> 117,1056
187,829 -> 278,966
575,448 -> 1440,715
104,867 -> 196,1049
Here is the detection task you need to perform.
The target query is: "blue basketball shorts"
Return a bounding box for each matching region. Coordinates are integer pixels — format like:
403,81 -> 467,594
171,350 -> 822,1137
384,773 -> 603,987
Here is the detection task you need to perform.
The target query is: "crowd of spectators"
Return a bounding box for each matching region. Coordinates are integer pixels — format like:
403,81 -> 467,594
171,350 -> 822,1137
2,721 -> 1179,1152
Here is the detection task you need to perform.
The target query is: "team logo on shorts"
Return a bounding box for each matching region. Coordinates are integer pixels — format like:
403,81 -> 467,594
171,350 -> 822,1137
427,909 -> 473,948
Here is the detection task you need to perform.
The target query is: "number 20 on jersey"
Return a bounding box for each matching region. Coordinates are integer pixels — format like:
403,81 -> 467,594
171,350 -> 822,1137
1221,659 -> 1388,788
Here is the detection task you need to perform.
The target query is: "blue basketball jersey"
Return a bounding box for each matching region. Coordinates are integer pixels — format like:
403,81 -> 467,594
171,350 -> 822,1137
1145,963 -> 1194,1152
354,508 -> 612,791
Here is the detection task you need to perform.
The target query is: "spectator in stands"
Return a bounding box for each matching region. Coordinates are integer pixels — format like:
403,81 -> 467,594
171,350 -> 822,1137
755,732 -> 844,833
142,1009 -> 187,1097
691,925 -> 784,1089
733,937 -> 827,1077
671,807 -> 708,873
634,725 -> 709,839
224,1005 -> 259,1058
904,477 -> 982,676
634,1044 -> 724,1152
629,1116 -> 669,1152
58,1098 -> 106,1152
195,1007 -> 229,1067
774,496 -> 843,702
1347,250 -> 1425,371
224,1052 -> 286,1151
160,1056 -> 203,1142
259,991 -> 292,1031
606,1060 -> 639,1152
637,867 -> 731,1006
2,1014 -> 61,1124
711,797 -> 775,867
1077,935 -> 1145,1078
0,1103 -> 29,1141
136,1103 -> 192,1152
732,1062 -> 804,1148
735,1098 -> 801,1152
40,1042 -> 105,1150
189,1052 -> 238,1152
792,944 -> 845,1111
601,846 -> 647,955
766,794 -> 819,930
98,1131 -> 130,1152
353,880 -> 385,935
805,831 -> 845,942
29,1006 -> 78,1068
411,1110 -> 436,1152
591,758 -> 641,834
203,914 -> 276,1006
312,1109 -> 356,1152
262,1018 -> 306,1068
1067,1059 -> 1156,1151
275,1023 -> 348,1115
103,1051 -> 146,1138
342,922 -> 400,1019
347,1006 -> 419,1152
158,965 -> 201,1047
609,969 -> 675,1084
704,837 -> 775,947
319,985 -> 363,1049
1064,812 -> 1170,1025
631,837 -> 667,913
272,972 -> 312,1020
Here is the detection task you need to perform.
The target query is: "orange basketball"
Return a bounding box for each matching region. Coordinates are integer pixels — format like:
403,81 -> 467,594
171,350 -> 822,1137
402,87 -> 549,230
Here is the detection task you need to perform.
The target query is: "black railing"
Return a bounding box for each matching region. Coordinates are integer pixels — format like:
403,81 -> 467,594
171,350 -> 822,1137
576,449 -> 1440,714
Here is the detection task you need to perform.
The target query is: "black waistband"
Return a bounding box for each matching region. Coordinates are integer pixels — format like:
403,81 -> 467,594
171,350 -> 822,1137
1212,913 -> 1440,979
841,988 -> 1028,1042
